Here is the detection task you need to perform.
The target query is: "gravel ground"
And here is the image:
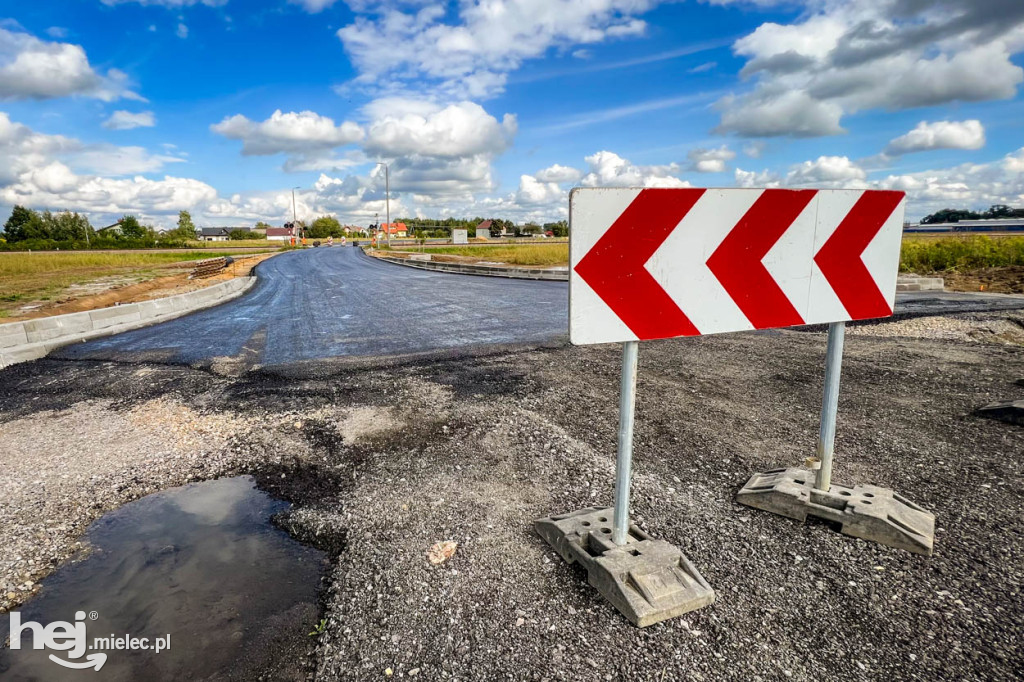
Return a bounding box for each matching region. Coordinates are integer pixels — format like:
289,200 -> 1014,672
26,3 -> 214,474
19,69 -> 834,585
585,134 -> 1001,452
0,311 -> 1022,681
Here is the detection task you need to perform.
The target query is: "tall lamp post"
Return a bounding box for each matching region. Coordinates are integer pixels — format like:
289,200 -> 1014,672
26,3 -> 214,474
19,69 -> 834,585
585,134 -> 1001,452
376,162 -> 390,247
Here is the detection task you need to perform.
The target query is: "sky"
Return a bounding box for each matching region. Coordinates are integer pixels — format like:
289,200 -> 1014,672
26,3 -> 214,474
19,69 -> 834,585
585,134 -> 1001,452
0,0 -> 1022,229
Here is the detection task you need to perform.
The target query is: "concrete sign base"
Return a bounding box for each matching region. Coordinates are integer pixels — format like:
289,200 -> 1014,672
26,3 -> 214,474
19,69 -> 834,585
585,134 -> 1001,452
736,468 -> 935,556
535,507 -> 715,627
976,400 -> 1024,427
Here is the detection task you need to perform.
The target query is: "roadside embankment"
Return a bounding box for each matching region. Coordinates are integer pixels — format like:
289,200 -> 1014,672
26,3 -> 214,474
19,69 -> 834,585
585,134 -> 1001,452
0,275 -> 255,368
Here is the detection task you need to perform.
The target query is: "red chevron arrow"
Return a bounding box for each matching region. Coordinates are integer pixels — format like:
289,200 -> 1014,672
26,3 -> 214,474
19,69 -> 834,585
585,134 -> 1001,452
814,190 -> 904,319
574,188 -> 706,339
706,189 -> 817,329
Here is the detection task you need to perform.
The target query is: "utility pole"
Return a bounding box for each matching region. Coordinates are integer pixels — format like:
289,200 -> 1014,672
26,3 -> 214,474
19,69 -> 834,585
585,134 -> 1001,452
292,186 -> 303,244
376,162 -> 390,247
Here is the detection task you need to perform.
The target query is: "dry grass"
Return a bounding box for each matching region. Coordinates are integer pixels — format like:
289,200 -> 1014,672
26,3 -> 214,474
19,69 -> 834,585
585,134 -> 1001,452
388,243 -> 568,266
0,251 -> 266,317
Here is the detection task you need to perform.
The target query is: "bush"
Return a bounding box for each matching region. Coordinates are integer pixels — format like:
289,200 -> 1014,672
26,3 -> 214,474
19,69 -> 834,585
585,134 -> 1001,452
900,236 -> 1024,272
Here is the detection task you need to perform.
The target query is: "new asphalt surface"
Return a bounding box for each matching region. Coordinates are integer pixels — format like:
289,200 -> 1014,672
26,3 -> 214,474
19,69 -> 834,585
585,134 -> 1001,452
56,246 -> 569,365
55,246 -> 1023,367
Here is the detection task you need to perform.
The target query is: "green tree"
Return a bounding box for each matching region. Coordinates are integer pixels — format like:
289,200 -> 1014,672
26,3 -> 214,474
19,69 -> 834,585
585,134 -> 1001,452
44,211 -> 93,242
544,220 -> 568,237
2,205 -> 45,242
228,229 -> 251,240
163,210 -> 197,242
308,215 -> 342,239
119,215 -> 146,240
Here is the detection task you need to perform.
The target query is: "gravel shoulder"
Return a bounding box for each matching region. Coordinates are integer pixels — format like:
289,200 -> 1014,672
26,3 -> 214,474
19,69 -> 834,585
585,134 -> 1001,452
0,311 -> 1022,681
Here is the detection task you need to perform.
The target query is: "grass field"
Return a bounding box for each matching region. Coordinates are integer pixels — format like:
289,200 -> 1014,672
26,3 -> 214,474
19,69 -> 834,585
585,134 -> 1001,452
0,250 -> 271,317
386,243 -> 569,266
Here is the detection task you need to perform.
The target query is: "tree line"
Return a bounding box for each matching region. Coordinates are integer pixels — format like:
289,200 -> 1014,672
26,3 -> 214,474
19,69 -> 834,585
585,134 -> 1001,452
0,206 -> 200,250
921,204 -> 1024,224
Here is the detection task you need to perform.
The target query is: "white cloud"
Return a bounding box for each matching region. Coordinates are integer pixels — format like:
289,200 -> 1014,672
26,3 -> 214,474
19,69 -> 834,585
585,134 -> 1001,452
688,145 -> 736,173
785,155 -> 867,186
516,175 -> 563,205
717,0 -> 1024,137
688,61 -> 716,73
716,89 -> 844,138
211,109 -> 365,156
337,0 -> 665,98
734,167 -> 781,188
103,110 -> 157,130
288,0 -> 338,12
45,27 -> 68,39
535,164 -> 582,183
176,23 -> 189,39
0,28 -> 141,102
884,120 -> 986,155
363,100 -> 516,159
581,150 -> 689,188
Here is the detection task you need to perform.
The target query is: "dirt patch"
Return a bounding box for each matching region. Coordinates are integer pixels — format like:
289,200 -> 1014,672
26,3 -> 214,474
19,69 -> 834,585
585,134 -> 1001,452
0,316 -> 1022,681
943,265 -> 1024,294
5,253 -> 276,321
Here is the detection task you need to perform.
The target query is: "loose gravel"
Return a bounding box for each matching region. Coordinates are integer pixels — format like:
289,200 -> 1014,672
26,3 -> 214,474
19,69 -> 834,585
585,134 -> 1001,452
0,310 -> 1022,681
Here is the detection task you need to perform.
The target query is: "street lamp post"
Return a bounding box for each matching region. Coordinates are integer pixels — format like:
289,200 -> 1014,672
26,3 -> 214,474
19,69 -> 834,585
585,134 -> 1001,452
376,162 -> 390,247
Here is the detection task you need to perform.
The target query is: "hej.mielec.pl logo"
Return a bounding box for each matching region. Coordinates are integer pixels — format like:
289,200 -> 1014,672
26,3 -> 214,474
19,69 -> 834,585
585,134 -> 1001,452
9,610 -> 171,671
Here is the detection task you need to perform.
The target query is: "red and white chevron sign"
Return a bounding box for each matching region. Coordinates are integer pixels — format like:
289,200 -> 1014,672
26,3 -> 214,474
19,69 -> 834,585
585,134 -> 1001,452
569,188 -> 907,345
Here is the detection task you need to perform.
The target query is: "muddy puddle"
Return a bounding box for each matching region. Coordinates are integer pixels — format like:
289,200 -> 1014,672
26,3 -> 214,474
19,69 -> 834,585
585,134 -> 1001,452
1,476 -> 328,681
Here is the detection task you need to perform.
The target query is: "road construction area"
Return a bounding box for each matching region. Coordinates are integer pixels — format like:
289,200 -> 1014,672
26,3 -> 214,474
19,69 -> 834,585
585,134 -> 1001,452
1,289 -> 1022,679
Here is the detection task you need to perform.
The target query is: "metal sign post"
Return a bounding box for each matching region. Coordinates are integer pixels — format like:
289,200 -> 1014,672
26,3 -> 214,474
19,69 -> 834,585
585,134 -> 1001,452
612,341 -> 639,545
815,321 -> 846,491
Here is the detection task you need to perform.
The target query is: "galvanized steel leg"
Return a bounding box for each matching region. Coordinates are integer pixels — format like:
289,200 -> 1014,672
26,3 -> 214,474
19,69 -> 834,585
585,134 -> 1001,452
613,340 -> 640,545
815,322 -> 846,491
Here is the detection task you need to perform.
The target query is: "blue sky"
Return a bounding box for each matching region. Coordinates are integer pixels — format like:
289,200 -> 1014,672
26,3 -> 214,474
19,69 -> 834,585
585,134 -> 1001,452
1,0 -> 1023,227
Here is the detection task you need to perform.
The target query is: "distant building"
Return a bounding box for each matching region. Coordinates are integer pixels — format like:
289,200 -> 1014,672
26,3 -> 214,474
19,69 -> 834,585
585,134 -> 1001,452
380,222 -> 408,237
96,222 -> 123,236
266,225 -> 296,241
198,226 -> 256,241
905,218 -> 1024,233
475,220 -> 492,239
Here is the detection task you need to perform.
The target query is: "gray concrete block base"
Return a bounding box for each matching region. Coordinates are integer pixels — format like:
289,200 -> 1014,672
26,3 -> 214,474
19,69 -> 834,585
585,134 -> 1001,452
736,467 -> 935,556
976,400 -> 1024,426
535,507 -> 715,627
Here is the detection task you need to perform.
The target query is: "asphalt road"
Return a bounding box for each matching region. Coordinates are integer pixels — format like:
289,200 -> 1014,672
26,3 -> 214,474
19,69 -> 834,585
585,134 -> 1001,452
57,246 -> 569,365
56,246 -> 1023,367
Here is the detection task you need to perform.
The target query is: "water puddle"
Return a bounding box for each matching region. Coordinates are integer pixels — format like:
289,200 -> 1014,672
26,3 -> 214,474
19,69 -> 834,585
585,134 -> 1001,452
1,476 -> 328,681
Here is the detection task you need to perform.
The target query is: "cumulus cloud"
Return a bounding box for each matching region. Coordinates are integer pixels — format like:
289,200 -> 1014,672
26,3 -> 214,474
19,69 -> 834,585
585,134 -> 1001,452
516,175 -> 563,205
717,0 -> 1024,137
0,28 -> 141,101
884,120 -> 986,155
211,109 -> 364,156
534,164 -> 582,183
363,100 -> 516,159
580,150 -> 689,188
337,0 -> 664,98
687,145 -> 736,173
288,0 -> 338,11
103,110 -> 156,130
785,155 -> 867,186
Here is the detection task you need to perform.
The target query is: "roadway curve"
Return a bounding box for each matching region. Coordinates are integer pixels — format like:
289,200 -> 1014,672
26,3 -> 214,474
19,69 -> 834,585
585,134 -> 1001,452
55,246 -> 1023,367
56,247 -> 568,365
